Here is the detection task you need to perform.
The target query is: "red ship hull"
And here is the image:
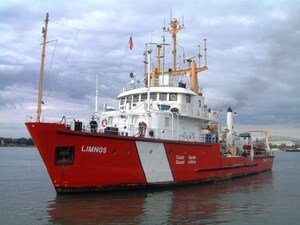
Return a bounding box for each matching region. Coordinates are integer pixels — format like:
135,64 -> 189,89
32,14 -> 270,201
26,122 -> 274,193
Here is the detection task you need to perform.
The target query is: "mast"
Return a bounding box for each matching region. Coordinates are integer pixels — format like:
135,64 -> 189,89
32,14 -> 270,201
160,17 -> 207,94
204,39 -> 207,67
147,49 -> 152,111
197,44 -> 201,67
162,36 -> 166,85
163,18 -> 184,72
36,13 -> 49,122
156,44 -> 162,73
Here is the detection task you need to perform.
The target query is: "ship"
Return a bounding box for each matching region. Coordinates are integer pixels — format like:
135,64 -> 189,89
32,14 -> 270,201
26,13 -> 274,193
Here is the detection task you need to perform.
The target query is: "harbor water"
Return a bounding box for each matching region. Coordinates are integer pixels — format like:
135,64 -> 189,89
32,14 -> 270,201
0,147 -> 299,225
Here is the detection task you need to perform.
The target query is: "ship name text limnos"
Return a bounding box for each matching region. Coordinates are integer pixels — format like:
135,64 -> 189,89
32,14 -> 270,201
81,145 -> 107,153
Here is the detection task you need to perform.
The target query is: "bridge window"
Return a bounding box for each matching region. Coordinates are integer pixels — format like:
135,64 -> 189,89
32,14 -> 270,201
150,93 -> 157,101
120,97 -> 125,105
141,93 -> 147,101
127,95 -> 132,109
186,95 -> 191,103
159,93 -> 167,101
127,95 -> 132,104
133,95 -> 139,103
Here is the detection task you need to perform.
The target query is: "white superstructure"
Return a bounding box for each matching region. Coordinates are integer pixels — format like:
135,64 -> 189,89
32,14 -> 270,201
93,17 -> 220,143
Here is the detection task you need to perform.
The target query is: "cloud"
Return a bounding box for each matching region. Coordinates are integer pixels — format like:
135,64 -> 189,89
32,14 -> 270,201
0,0 -> 300,138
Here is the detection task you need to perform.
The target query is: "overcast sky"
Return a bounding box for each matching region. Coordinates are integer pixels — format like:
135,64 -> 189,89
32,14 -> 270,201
0,0 -> 299,138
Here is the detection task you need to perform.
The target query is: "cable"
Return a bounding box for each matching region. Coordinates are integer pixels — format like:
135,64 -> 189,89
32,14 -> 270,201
44,29 -> 80,103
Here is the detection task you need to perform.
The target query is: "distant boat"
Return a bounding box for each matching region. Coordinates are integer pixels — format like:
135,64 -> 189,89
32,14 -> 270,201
285,148 -> 300,152
26,13 -> 274,193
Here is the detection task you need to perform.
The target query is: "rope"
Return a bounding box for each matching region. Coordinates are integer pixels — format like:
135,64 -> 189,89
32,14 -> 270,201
44,29 -> 80,103
53,21 -> 156,35
43,39 -> 58,102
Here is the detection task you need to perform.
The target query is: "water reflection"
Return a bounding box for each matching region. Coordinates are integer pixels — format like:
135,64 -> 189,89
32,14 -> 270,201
47,172 -> 273,225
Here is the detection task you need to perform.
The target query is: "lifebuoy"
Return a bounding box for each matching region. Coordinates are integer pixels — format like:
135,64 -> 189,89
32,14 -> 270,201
213,112 -> 218,119
101,119 -> 108,127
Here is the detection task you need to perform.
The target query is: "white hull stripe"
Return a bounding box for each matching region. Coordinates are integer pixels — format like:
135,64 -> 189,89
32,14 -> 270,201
135,141 -> 174,183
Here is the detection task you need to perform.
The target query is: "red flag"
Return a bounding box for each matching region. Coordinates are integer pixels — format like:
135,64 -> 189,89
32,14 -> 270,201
129,35 -> 133,50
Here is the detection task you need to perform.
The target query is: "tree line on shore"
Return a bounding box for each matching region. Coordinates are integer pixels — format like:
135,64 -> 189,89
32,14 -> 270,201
0,137 -> 34,147
0,137 -> 298,149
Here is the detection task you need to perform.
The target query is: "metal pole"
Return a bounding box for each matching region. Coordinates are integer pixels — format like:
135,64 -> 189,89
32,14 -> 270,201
36,13 -> 49,122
